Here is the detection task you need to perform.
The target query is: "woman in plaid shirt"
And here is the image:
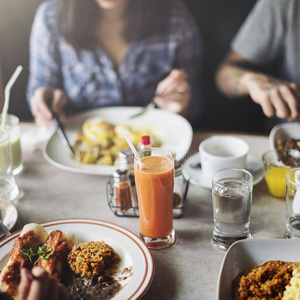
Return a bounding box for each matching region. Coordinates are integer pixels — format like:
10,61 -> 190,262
27,0 -> 202,126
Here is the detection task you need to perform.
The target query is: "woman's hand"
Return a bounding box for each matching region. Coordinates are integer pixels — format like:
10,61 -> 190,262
30,88 -> 68,126
154,69 -> 191,116
18,267 -> 74,300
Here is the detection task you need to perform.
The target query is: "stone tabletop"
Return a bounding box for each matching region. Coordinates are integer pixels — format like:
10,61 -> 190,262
9,124 -> 285,300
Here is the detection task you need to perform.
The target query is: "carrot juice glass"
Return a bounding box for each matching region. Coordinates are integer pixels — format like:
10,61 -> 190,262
134,148 -> 175,249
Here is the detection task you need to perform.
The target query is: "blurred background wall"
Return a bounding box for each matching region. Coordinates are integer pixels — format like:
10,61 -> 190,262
0,0 -> 44,120
0,0 -> 275,133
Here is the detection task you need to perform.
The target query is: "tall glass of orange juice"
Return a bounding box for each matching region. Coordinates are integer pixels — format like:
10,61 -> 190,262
134,148 -> 175,249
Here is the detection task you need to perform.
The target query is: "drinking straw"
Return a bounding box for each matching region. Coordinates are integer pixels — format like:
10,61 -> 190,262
1,65 -> 23,130
122,130 -> 141,164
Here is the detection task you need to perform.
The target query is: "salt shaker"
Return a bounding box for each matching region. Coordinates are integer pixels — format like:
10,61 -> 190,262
118,149 -> 137,207
112,169 -> 132,212
173,161 -> 187,208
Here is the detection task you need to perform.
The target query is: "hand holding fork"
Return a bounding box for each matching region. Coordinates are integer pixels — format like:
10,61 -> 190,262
130,69 -> 190,119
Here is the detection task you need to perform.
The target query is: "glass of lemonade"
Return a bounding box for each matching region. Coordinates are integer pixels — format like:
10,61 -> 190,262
0,129 -> 19,201
0,114 -> 23,175
134,148 -> 175,249
212,168 -> 253,251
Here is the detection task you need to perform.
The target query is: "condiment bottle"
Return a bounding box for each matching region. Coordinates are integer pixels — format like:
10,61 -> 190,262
173,161 -> 187,208
140,135 -> 151,157
118,149 -> 137,207
112,169 -> 132,212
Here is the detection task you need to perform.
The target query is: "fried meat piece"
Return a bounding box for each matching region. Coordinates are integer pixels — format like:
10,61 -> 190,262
34,230 -> 77,281
0,223 -> 48,299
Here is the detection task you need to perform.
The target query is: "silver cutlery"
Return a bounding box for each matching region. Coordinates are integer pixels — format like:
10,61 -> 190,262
52,114 -> 75,156
0,218 -> 10,237
129,99 -> 156,119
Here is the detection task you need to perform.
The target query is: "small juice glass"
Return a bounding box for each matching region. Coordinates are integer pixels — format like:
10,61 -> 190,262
262,150 -> 293,199
134,148 -> 175,249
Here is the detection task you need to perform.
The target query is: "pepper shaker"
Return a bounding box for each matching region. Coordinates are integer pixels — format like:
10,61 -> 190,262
112,169 -> 133,212
173,161 -> 187,208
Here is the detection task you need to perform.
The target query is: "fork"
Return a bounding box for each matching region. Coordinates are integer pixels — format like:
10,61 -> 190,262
129,99 -> 156,119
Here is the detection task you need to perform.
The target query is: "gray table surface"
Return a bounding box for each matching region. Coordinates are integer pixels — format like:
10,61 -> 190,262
9,124 -> 286,300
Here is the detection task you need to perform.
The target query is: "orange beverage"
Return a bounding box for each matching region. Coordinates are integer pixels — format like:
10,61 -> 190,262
134,148 -> 175,249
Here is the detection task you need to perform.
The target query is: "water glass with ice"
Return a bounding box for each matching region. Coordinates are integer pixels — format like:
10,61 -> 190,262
212,168 -> 253,251
0,130 -> 19,201
285,168 -> 300,239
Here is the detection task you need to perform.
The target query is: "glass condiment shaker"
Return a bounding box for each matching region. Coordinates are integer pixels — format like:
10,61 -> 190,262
173,161 -> 188,208
112,169 -> 132,212
118,149 -> 138,207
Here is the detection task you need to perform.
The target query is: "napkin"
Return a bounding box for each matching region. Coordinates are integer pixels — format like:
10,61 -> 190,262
21,125 -> 55,154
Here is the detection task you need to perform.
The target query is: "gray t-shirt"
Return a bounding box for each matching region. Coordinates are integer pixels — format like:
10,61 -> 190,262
231,0 -> 300,84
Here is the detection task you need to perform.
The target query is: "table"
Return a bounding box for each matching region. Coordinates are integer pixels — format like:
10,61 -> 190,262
10,124 -> 286,300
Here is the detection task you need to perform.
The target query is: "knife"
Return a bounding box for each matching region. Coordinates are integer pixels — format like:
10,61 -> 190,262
0,219 -> 10,237
52,114 -> 75,156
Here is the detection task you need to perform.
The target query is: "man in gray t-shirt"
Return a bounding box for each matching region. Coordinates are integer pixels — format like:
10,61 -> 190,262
215,0 -> 300,122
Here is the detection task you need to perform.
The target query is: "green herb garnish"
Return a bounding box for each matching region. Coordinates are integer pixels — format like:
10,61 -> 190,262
35,246 -> 52,265
20,245 -> 37,264
20,245 -> 52,265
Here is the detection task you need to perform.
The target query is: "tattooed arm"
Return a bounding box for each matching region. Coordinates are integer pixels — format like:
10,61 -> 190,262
215,50 -> 300,121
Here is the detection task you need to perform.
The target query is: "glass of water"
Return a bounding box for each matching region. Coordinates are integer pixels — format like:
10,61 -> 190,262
0,130 -> 19,201
212,168 -> 253,251
285,168 -> 300,239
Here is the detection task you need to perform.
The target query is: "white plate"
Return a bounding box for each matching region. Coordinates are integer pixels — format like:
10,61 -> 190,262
43,107 -> 193,175
217,238 -> 300,300
0,218 -> 154,300
182,152 -> 264,189
0,198 -> 18,236
269,122 -> 300,149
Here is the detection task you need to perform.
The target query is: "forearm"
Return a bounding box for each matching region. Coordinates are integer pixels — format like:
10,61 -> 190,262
215,63 -> 259,98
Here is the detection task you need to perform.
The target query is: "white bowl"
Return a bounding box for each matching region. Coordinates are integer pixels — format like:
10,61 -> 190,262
269,122 -> 300,149
217,239 -> 300,300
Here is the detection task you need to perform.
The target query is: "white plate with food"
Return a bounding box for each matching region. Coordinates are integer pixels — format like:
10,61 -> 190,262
182,152 -> 264,189
0,218 -> 154,300
217,238 -> 300,300
43,107 -> 193,175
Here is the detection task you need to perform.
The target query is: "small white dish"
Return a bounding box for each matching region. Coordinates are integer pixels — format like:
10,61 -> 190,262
0,198 -> 18,237
182,152 -> 264,189
269,122 -> 300,149
217,238 -> 300,300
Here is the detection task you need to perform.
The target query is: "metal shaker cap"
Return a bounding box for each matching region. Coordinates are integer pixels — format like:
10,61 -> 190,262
113,169 -> 129,183
174,161 -> 182,177
118,148 -> 134,165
